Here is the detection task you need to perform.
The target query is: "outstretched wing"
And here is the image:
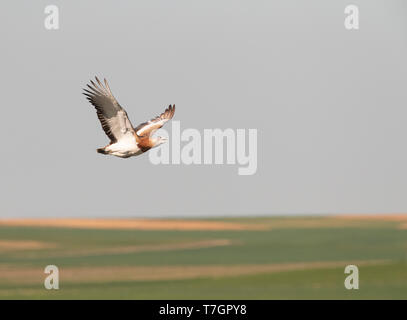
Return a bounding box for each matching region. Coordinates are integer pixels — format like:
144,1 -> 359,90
83,77 -> 135,143
135,105 -> 175,137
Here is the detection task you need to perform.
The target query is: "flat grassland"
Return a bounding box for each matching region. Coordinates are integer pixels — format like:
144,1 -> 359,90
0,215 -> 407,299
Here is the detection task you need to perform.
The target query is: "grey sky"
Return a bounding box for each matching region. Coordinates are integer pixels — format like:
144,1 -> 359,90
0,0 -> 406,218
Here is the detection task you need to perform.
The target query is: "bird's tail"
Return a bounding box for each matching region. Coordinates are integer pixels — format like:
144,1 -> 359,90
97,147 -> 108,155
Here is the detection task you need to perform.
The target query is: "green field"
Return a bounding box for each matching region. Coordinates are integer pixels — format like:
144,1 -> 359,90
0,216 -> 407,299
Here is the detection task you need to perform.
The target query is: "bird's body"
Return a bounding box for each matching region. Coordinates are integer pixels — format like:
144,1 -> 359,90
99,134 -> 142,158
83,77 -> 175,158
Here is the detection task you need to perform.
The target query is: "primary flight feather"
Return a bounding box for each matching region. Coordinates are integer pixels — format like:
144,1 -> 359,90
83,77 -> 175,158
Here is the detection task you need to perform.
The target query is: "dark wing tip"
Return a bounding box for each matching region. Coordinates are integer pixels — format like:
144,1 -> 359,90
170,104 -> 175,117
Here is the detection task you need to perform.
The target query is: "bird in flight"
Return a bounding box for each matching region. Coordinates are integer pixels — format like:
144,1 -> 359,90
83,77 -> 175,158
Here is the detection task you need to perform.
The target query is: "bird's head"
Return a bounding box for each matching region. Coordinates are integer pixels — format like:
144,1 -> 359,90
154,136 -> 168,147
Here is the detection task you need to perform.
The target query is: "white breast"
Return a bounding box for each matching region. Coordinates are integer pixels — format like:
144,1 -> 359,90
105,133 -> 141,158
